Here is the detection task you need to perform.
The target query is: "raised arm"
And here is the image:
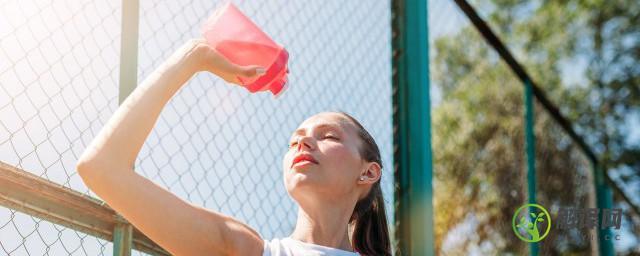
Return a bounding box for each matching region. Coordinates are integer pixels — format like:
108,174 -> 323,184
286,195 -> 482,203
76,39 -> 265,256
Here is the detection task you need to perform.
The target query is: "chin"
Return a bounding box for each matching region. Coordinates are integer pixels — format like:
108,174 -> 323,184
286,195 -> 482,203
286,173 -> 309,185
285,175 -> 316,194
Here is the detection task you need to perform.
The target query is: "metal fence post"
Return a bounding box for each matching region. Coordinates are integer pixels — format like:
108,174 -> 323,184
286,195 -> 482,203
119,0 -> 139,105
392,0 -> 435,255
594,162 -> 615,256
524,80 -> 538,255
115,0 -> 139,254
113,221 -> 133,256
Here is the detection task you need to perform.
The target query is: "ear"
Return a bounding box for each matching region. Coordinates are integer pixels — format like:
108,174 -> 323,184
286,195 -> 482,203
359,162 -> 382,183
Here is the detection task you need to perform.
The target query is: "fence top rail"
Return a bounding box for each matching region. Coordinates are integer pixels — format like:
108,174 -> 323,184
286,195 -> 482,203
0,161 -> 170,256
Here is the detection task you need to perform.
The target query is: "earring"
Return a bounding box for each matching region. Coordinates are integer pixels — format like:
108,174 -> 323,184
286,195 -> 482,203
359,177 -> 365,181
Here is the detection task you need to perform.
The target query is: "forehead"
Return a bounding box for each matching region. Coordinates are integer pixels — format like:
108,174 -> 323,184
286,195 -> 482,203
292,113 -> 353,135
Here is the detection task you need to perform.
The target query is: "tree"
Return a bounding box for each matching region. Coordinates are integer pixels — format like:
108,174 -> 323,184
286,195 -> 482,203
431,0 -> 639,254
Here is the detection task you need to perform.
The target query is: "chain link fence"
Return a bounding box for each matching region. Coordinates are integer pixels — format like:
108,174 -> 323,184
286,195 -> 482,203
535,104 -> 598,254
3,0 -> 636,255
430,0 -> 639,254
429,2 -> 528,252
1,0 -> 394,255
134,0 -> 393,250
1,0 -> 121,254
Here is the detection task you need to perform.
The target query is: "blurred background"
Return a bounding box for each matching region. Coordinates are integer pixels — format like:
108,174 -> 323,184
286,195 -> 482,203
0,0 -> 638,255
429,0 -> 639,254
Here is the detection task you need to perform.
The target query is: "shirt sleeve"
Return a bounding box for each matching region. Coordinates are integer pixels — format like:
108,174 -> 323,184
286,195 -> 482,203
262,239 -> 271,256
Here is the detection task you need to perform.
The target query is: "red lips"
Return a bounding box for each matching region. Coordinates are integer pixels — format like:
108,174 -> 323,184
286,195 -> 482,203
291,153 -> 318,168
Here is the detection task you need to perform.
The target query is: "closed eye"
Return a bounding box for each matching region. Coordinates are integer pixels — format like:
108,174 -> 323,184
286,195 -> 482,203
288,134 -> 339,148
324,135 -> 339,140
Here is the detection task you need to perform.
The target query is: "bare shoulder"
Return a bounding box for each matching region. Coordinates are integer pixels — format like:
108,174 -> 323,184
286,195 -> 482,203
198,207 -> 265,256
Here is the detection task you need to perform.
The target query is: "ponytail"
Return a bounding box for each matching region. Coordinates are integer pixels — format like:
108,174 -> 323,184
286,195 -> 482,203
349,182 -> 391,255
335,111 -> 391,256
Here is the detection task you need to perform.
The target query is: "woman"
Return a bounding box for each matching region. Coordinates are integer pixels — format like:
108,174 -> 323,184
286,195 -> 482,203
76,39 -> 391,256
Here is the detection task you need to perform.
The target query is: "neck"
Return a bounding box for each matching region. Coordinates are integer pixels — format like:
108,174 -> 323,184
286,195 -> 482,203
289,198 -> 356,252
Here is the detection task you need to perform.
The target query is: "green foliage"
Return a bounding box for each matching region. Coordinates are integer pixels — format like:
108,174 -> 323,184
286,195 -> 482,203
431,0 -> 639,254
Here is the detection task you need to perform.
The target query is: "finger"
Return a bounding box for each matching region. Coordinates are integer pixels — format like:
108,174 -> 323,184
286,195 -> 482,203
226,66 -> 265,86
218,65 -> 262,85
206,51 -> 241,75
238,65 -> 266,78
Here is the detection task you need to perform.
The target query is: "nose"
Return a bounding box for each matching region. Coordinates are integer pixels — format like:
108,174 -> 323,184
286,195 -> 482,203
296,136 -> 314,151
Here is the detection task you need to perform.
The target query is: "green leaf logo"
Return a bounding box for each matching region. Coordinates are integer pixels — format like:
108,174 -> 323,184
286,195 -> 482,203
512,203 -> 551,242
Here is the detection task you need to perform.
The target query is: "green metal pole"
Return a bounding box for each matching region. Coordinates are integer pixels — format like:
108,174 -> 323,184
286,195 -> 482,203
115,0 -> 138,255
594,162 -> 615,255
119,0 -> 139,105
524,81 -> 538,255
391,0 -> 434,255
113,221 -> 133,256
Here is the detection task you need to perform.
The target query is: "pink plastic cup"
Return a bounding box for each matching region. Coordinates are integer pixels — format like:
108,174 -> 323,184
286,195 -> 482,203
201,2 -> 289,98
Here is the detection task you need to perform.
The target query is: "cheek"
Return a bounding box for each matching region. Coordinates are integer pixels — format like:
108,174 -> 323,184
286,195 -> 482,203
323,144 -> 360,172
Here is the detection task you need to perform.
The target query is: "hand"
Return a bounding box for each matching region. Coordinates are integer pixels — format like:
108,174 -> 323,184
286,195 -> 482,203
180,39 -> 265,85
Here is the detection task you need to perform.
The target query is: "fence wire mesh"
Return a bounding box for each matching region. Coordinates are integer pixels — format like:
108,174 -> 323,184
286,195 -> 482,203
535,102 -> 598,254
429,2 -> 528,254
1,0 -> 393,255
133,0 -> 393,254
431,0 -> 639,254
3,0 -> 636,255
467,0 -> 640,254
1,0 -> 121,254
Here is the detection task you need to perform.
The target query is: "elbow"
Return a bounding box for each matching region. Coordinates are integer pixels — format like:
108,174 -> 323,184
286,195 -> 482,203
76,156 -> 133,188
76,146 -> 103,180
76,158 -> 99,185
76,158 -> 114,196
76,156 -> 111,183
76,158 -> 116,193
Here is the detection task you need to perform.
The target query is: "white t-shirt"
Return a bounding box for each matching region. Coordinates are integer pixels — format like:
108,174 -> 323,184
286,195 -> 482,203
262,237 -> 361,256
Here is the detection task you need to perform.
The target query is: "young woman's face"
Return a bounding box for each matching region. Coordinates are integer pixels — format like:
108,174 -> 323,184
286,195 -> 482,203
283,112 -> 366,201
